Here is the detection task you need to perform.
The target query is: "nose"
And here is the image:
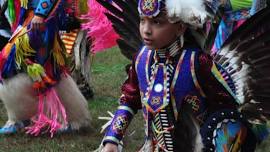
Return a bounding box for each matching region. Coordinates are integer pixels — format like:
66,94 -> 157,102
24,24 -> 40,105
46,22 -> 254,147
142,22 -> 152,36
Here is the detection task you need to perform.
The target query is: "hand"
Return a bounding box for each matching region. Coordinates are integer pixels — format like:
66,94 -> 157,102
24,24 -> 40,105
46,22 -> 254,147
102,143 -> 118,152
31,15 -> 45,31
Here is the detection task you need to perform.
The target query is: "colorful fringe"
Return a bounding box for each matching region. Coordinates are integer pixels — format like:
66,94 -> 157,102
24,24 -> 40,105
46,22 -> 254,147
7,0 -> 21,31
26,61 -> 56,90
2,1 -> 68,137
52,34 -> 66,66
0,10 -> 34,75
26,88 -> 67,137
15,28 -> 35,66
80,0 -> 119,53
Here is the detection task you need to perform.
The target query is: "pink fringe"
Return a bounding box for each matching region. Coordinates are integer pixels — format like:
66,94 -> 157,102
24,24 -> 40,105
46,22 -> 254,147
26,88 -> 67,137
81,0 -> 119,53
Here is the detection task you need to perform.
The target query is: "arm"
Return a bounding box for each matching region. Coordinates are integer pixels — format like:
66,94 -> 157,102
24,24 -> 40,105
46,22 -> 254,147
196,53 -> 239,113
34,0 -> 60,18
31,0 -> 60,30
103,61 -> 142,146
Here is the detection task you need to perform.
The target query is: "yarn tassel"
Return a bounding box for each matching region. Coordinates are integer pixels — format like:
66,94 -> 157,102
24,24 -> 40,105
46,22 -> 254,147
26,88 -> 67,137
26,61 -> 56,89
15,28 -> 35,66
20,0 -> 28,9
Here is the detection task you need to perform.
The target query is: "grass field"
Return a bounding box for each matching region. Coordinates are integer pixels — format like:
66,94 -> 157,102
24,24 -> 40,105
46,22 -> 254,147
0,48 -> 269,152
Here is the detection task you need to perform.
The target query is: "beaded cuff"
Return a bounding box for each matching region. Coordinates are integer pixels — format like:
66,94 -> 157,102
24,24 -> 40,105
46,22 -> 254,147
35,0 -> 59,18
103,105 -> 135,145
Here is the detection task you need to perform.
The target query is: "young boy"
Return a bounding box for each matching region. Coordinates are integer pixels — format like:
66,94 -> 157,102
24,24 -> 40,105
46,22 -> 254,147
0,0 -> 90,136
102,0 -> 257,151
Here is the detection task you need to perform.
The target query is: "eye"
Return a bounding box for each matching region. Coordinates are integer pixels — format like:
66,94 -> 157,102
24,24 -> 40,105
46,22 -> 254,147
140,18 -> 145,23
153,20 -> 161,25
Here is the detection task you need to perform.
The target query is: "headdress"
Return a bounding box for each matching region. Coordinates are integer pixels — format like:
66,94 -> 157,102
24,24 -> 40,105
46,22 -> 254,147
138,0 -> 208,28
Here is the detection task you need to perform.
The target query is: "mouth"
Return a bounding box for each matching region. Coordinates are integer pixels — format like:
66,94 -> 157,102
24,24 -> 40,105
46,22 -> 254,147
143,38 -> 153,45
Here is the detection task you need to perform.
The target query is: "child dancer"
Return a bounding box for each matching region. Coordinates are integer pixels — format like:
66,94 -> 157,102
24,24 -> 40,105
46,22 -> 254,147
99,0 -> 268,151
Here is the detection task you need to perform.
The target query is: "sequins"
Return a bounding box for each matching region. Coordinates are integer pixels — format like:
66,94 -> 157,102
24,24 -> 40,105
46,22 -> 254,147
154,83 -> 163,92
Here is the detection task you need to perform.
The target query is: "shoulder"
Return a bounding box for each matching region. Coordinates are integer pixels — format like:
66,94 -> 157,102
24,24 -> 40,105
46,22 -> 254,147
184,48 -> 213,67
134,46 -> 151,61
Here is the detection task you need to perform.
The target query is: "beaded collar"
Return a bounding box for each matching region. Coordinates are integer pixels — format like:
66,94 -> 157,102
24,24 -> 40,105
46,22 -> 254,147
154,38 -> 183,61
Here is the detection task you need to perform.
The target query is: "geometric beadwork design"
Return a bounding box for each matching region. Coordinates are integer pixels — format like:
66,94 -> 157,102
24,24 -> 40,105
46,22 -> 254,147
138,0 -> 161,17
112,115 -> 129,134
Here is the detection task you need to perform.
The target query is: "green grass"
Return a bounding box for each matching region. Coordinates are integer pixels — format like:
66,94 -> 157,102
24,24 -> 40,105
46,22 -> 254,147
0,47 -> 269,151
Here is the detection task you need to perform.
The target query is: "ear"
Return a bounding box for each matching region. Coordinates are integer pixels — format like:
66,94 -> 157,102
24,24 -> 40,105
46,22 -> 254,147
176,23 -> 187,37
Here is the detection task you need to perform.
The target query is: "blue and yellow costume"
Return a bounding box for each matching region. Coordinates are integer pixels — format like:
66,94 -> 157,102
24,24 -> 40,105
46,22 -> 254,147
103,42 -> 257,152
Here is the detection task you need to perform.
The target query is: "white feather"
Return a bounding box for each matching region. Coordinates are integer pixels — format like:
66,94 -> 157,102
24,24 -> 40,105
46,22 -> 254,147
0,29 -> 11,38
165,0 -> 208,27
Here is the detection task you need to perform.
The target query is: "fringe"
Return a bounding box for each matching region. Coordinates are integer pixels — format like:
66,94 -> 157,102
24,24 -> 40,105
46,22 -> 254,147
52,34 -> 66,66
26,88 -> 67,137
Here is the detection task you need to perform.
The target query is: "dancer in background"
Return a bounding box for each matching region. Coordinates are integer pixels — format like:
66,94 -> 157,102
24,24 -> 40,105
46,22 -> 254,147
59,0 -> 94,100
0,0 -> 91,136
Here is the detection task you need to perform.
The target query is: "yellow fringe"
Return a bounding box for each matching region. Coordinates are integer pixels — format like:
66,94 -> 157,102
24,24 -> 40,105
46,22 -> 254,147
20,0 -> 28,9
15,28 -> 35,66
52,34 -> 65,66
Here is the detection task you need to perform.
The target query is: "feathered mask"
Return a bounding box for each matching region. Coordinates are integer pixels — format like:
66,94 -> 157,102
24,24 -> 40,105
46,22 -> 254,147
138,0 -> 208,28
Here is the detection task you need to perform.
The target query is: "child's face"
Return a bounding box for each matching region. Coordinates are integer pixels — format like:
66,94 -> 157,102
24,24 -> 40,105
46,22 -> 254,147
139,13 -> 185,50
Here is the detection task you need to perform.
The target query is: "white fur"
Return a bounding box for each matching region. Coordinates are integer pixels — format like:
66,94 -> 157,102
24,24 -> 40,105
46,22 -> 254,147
0,73 -> 91,130
0,74 -> 37,123
165,0 -> 208,27
55,74 -> 91,129
191,116 -> 204,152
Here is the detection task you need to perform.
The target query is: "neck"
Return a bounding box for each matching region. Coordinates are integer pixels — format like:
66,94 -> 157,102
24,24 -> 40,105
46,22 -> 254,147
156,37 -> 183,59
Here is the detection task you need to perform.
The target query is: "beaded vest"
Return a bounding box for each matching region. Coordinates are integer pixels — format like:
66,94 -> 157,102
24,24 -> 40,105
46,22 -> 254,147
135,40 -> 207,151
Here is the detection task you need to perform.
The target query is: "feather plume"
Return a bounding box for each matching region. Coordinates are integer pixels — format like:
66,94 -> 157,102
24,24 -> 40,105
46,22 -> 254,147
81,0 -> 119,53
96,0 -> 142,60
166,0 -> 208,27
214,7 -> 270,122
